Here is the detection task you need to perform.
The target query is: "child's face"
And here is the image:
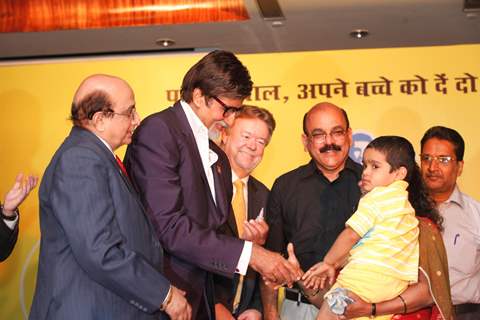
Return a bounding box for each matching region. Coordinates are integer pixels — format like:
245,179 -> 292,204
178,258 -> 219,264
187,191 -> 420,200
360,148 -> 402,193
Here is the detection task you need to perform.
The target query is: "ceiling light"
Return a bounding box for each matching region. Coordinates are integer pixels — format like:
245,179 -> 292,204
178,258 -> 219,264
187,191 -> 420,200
350,29 -> 369,39
155,38 -> 175,47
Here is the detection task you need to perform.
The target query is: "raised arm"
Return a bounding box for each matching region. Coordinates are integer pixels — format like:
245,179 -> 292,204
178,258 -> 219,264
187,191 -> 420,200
302,227 -> 360,289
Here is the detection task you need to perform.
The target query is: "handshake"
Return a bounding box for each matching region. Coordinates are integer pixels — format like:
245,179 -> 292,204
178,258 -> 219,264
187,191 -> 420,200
241,217 -> 333,290
250,241 -> 335,290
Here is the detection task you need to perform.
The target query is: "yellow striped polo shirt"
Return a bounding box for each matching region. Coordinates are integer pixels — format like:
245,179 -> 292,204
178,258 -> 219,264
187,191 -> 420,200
343,180 -> 419,282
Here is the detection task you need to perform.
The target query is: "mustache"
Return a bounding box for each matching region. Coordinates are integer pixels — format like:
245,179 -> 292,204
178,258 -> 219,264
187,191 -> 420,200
319,143 -> 342,153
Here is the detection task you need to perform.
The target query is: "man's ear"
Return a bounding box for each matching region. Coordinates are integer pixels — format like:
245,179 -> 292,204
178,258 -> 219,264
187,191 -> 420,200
457,160 -> 464,178
301,133 -> 308,152
91,111 -> 105,132
192,88 -> 206,109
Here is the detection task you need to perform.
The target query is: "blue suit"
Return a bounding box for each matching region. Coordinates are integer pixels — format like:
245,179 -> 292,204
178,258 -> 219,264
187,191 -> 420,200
30,126 -> 170,320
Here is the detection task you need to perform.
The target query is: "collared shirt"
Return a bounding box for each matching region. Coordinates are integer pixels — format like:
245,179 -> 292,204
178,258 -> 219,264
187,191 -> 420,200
439,185 -> 480,304
265,158 -> 362,271
346,180 -> 419,282
181,100 -> 218,204
181,101 -> 250,275
2,213 -> 18,230
94,132 -> 115,157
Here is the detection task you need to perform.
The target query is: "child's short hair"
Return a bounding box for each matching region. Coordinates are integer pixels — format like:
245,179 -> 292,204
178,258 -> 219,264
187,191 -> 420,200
365,136 -> 416,182
365,135 -> 442,228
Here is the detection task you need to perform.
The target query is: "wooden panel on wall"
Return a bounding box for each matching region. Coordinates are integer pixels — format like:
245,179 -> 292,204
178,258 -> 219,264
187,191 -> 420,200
0,0 -> 248,32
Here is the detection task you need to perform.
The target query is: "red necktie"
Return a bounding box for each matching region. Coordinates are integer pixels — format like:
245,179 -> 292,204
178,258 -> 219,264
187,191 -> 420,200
115,155 -> 129,179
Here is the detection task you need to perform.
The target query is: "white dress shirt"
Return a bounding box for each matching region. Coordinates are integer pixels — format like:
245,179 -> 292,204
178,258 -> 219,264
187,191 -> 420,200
439,185 -> 480,304
3,215 -> 18,229
181,101 -> 251,275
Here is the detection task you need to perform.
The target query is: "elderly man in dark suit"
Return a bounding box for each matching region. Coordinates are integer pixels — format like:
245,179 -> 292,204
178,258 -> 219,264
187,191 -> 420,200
1,173 -> 38,261
214,106 -> 276,320
124,51 -> 300,320
29,74 -> 191,320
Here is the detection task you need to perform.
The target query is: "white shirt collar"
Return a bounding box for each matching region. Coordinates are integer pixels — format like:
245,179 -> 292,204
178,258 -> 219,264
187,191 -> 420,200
445,185 -> 466,209
93,133 -> 115,157
232,170 -> 249,185
180,100 -> 208,137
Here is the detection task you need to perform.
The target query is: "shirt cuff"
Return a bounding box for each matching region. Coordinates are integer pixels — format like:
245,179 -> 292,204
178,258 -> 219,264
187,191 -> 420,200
235,241 -> 252,275
3,215 -> 18,230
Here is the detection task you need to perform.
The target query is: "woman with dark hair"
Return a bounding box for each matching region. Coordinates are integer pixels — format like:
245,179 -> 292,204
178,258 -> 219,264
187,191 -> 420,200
297,136 -> 453,320
340,137 -> 453,320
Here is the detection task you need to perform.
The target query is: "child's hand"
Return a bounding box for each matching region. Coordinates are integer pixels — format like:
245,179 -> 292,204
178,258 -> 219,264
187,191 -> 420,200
301,261 -> 336,290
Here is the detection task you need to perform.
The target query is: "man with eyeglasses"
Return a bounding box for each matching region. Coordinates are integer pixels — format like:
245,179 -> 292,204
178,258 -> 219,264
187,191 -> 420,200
213,106 -> 276,320
262,102 -> 362,320
30,74 -> 191,320
420,126 -> 480,320
124,51 -> 301,320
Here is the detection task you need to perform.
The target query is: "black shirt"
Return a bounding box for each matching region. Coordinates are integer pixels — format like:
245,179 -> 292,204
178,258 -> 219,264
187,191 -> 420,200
265,158 -> 362,271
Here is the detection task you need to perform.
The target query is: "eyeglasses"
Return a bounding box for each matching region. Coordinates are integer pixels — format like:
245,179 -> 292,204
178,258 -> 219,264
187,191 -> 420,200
309,129 -> 347,144
108,106 -> 137,120
212,96 -> 242,117
420,154 -> 456,165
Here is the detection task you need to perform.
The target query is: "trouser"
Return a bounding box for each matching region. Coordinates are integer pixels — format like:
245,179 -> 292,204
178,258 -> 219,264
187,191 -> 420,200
280,288 -> 319,320
454,303 -> 480,320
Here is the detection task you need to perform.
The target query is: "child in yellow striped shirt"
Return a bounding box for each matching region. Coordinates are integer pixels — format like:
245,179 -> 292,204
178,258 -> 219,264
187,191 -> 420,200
303,136 -> 432,320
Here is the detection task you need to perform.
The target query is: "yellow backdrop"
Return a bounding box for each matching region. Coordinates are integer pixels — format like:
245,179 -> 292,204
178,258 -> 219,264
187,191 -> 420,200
1,44 -> 479,318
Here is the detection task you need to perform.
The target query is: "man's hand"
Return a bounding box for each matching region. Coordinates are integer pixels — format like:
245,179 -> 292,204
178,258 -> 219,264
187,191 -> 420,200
286,243 -> 301,270
302,261 -> 336,290
241,219 -> 269,245
249,244 -> 302,288
265,243 -> 304,289
164,286 -> 192,320
214,303 -> 235,320
238,309 -> 262,320
3,173 -> 39,215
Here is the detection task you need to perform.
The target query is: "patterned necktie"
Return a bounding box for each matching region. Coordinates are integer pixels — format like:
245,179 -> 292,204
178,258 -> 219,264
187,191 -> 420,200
232,179 -> 246,313
115,155 -> 129,179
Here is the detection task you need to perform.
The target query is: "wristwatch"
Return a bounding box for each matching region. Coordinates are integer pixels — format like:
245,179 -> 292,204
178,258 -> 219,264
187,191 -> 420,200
1,204 -> 19,221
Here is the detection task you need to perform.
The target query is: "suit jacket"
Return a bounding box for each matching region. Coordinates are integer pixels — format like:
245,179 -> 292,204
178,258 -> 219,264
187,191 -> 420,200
0,216 -> 18,261
214,176 -> 269,316
124,102 -> 244,319
29,127 -> 170,320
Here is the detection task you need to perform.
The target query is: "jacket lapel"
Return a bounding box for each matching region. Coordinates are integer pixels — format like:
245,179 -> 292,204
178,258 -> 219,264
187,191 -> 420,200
247,179 -> 262,220
211,142 -> 229,219
72,127 -> 147,213
171,102 -> 211,191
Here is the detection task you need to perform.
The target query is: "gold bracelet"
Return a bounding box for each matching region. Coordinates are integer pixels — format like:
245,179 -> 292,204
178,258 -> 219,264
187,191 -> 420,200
398,295 -> 407,314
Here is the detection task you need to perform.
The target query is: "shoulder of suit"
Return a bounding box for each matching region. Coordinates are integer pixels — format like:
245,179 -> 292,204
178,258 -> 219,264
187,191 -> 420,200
134,107 -> 181,139
249,175 -> 270,193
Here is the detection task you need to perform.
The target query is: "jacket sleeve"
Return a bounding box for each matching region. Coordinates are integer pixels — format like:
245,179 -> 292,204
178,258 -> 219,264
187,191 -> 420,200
0,216 -> 18,261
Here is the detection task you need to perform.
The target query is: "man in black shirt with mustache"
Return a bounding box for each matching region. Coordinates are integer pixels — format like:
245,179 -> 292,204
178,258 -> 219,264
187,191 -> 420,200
261,102 -> 362,320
